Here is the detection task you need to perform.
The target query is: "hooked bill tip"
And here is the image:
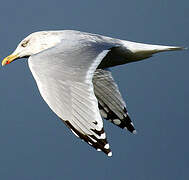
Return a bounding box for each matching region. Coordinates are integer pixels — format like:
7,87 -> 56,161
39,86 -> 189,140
2,60 -> 9,66
2,54 -> 19,66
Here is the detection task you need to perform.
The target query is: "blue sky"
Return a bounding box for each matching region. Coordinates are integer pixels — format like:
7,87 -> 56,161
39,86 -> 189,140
0,0 -> 188,179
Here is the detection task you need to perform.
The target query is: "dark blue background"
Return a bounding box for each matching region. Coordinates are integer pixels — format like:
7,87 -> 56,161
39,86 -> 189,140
0,0 -> 188,179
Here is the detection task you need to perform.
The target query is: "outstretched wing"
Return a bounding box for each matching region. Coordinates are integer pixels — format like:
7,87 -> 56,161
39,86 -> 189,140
28,39 -> 116,156
93,69 -> 136,134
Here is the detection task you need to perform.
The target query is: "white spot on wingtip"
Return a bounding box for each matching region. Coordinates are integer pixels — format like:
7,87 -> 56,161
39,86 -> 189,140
113,119 -> 121,125
133,130 -> 137,134
108,152 -> 112,157
97,148 -> 101,151
104,143 -> 110,149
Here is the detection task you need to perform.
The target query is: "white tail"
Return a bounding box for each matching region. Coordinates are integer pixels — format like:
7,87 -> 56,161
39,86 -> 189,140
123,40 -> 185,54
120,40 -> 186,61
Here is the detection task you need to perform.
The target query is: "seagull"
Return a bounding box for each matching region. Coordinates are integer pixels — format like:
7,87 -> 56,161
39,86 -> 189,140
2,30 -> 184,157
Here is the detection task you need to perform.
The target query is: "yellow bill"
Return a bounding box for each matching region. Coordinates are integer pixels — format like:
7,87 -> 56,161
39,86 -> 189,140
2,54 -> 19,66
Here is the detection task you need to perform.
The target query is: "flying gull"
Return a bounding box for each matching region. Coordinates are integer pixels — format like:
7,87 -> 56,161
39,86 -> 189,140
2,30 -> 184,157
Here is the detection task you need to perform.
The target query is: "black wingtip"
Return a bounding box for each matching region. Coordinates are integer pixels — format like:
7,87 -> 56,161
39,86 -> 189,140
60,118 -> 112,156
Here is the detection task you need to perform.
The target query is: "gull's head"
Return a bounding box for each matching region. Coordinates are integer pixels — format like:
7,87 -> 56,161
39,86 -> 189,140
2,31 -> 62,66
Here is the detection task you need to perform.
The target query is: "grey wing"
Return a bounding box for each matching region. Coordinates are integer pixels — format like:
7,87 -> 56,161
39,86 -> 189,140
93,69 -> 136,134
28,40 -> 115,156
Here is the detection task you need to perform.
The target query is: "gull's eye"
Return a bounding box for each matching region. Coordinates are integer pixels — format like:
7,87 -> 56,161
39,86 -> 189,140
21,40 -> 29,47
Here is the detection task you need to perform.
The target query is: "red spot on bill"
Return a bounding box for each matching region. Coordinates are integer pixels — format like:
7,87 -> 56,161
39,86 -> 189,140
6,61 -> 10,65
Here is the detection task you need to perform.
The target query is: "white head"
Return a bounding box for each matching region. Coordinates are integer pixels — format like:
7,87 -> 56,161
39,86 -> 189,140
2,31 -> 62,66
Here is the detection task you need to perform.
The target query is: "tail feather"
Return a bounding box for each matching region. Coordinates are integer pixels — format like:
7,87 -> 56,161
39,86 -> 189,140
149,45 -> 185,53
122,40 -> 185,57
